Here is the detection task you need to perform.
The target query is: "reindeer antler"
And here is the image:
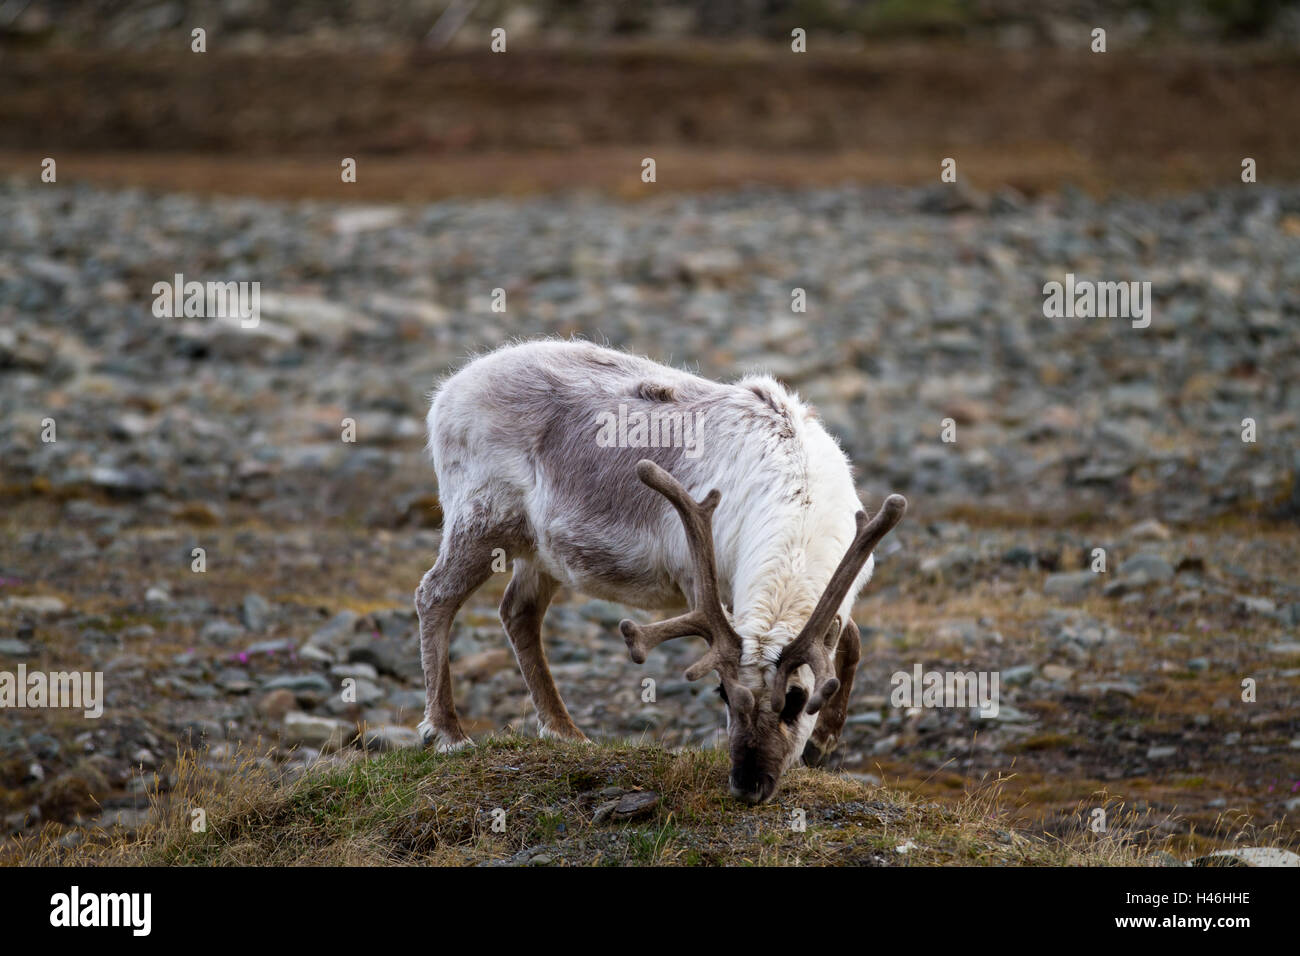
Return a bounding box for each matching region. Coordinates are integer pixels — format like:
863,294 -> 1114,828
772,494 -> 907,716
619,460 -> 755,716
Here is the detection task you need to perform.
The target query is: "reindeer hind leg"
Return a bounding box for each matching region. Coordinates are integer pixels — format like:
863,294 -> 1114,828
415,520 -> 500,751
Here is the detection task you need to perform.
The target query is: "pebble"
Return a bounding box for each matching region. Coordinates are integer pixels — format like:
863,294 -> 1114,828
1236,595 -> 1277,616
263,673 -> 333,695
200,621 -> 245,646
1126,519 -> 1170,541
3,596 -> 65,615
611,791 -> 660,820
241,593 -> 272,632
1043,572 -> 1097,600
307,611 -> 360,650
1192,848 -> 1300,867
1118,554 -> 1175,585
1002,665 -> 1035,686
283,713 -> 353,752
256,689 -> 297,719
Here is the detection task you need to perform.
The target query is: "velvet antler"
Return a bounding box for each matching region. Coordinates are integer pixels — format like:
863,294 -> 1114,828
619,460 -> 755,716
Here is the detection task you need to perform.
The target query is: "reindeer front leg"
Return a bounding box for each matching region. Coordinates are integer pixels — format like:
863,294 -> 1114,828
802,618 -> 861,768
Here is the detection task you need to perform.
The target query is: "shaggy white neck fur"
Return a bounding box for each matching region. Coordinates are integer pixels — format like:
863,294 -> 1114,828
720,379 -> 873,669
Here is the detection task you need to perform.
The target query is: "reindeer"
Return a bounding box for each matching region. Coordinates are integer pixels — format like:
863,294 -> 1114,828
415,340 -> 906,803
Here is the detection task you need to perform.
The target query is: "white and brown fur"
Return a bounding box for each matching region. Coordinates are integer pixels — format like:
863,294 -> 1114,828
415,339 -> 882,802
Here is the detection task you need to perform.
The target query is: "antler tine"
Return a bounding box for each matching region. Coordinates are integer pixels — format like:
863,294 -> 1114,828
772,494 -> 908,715
619,611 -> 708,664
618,460 -> 754,715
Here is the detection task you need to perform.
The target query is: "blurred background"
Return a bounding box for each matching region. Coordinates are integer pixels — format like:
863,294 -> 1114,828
1,1 -> 1298,859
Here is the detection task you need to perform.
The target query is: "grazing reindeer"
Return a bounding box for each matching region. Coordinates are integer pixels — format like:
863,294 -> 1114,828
415,340 -> 906,803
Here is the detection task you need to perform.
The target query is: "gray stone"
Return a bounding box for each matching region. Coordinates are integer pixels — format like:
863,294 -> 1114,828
200,620 -> 244,646
1002,665 -> 1035,686
985,704 -> 1034,723
263,673 -> 333,701
331,662 -> 379,681
343,677 -> 385,706
3,596 -> 65,615
283,712 -> 353,752
241,592 -> 272,631
1043,571 -> 1097,600
216,668 -> 254,693
1118,553 -> 1174,585
1236,595 -> 1277,616
611,790 -> 660,820
372,608 -> 416,640
1192,848 -> 1300,867
1126,519 -> 1170,541
245,638 -> 296,657
307,611 -> 360,650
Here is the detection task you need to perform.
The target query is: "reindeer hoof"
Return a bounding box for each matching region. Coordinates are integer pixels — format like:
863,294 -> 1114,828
418,718 -> 472,753
418,718 -> 436,747
620,620 -> 647,663
538,722 -> 590,743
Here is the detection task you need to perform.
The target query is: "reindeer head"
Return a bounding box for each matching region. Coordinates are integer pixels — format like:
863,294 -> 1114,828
619,460 -> 906,804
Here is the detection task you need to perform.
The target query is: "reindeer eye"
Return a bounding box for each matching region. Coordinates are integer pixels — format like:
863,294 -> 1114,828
780,686 -> 809,723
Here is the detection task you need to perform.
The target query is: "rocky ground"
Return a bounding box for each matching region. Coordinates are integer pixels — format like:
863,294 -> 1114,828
12,0 -> 1298,51
1,179 -> 1298,858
